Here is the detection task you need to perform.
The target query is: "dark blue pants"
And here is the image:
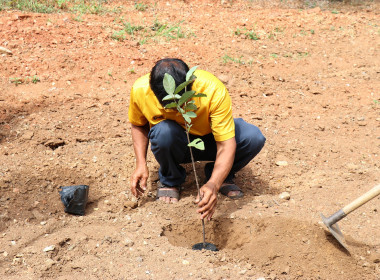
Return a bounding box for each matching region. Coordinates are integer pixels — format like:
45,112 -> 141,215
148,118 -> 266,187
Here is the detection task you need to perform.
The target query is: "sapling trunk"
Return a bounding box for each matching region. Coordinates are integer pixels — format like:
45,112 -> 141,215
184,126 -> 206,247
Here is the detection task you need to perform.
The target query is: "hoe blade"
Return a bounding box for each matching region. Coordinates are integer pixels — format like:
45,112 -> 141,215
321,214 -> 348,250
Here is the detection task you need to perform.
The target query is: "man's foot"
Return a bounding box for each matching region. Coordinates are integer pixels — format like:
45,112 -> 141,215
219,181 -> 244,199
156,181 -> 180,203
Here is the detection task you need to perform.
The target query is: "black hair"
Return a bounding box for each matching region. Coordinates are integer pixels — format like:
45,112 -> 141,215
149,58 -> 192,106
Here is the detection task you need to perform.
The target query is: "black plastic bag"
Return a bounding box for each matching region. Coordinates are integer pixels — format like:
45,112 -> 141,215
59,185 -> 89,216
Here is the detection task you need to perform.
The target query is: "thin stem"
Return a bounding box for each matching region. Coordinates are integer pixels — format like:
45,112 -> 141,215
185,128 -> 206,246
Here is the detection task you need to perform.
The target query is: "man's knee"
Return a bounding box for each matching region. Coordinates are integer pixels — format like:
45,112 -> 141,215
149,120 -> 184,150
235,118 -> 266,153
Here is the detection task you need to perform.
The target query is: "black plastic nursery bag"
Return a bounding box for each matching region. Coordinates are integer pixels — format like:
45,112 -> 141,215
59,185 -> 89,216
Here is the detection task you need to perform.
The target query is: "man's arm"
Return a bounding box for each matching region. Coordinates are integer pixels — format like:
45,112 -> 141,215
196,137 -> 236,220
130,123 -> 150,197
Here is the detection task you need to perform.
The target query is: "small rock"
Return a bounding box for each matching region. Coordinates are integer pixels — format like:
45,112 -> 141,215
346,163 -> 359,170
123,238 -> 134,247
43,259 -> 56,271
218,74 -> 230,84
182,260 -> 190,265
282,266 -> 290,274
268,272 -> 277,279
369,253 -> 380,263
0,46 -> 12,55
43,245 -> 55,252
124,201 -> 138,209
239,269 -> 247,275
362,261 -> 370,267
276,161 -> 288,166
279,192 -> 291,200
22,131 -> 34,140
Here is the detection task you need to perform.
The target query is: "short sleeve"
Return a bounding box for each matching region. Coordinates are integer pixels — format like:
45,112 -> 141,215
209,86 -> 235,141
128,86 -> 148,126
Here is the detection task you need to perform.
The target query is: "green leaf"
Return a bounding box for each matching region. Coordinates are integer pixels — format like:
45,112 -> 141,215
162,94 -> 175,101
178,107 -> 185,114
184,103 -> 197,111
194,93 -> 207,98
186,66 -> 198,81
184,111 -> 197,118
183,114 -> 191,124
178,90 -> 195,106
163,73 -> 175,95
174,78 -> 195,95
188,138 -> 205,150
164,102 -> 177,109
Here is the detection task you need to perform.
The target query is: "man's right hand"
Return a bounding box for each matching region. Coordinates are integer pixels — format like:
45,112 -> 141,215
130,123 -> 150,198
130,164 -> 149,197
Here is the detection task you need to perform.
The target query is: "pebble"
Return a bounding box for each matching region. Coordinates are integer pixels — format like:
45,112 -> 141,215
218,74 -> 230,84
182,260 -> 189,265
0,46 -> 12,55
124,201 -> 138,209
362,261 -> 370,267
43,259 -> 56,271
239,269 -> 247,275
276,161 -> 288,166
282,266 -> 290,274
279,192 -> 291,200
43,245 -> 55,252
123,238 -> 134,247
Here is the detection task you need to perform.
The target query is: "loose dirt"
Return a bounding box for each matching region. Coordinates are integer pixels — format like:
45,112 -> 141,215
0,0 -> 379,279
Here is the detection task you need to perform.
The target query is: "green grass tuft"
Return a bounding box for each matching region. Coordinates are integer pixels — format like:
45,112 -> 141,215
0,0 -> 118,14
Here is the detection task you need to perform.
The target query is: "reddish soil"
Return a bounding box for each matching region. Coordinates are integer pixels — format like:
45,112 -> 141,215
0,0 -> 379,279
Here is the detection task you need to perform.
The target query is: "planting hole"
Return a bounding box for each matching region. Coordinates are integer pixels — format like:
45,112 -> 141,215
162,216 -> 365,274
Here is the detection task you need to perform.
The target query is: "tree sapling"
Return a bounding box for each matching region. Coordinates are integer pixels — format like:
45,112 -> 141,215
163,66 -> 218,251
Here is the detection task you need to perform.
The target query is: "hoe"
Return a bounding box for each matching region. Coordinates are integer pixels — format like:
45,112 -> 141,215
320,184 -> 380,250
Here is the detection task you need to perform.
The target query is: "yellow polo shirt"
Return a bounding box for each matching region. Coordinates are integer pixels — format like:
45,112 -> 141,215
128,69 -> 235,142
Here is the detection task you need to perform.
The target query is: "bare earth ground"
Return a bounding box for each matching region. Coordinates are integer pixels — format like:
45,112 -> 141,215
0,0 -> 379,279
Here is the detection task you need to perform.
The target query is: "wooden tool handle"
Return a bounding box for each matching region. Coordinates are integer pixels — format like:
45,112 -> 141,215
342,184 -> 380,215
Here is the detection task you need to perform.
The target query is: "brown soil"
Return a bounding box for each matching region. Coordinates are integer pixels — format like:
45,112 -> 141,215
0,0 -> 379,279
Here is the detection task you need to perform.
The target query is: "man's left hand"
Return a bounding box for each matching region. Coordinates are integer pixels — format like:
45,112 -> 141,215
195,181 -> 219,220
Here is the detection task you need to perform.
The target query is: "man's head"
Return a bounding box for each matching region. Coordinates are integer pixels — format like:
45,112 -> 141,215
150,58 -> 191,106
